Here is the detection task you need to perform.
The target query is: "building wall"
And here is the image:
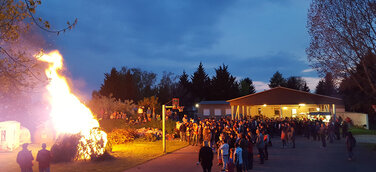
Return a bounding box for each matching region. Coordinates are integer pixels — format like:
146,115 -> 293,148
337,112 -> 369,129
248,104 -> 322,118
233,104 -> 344,119
198,104 -> 231,118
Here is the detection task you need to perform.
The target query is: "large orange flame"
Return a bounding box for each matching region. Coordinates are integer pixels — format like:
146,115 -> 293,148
38,50 -> 107,160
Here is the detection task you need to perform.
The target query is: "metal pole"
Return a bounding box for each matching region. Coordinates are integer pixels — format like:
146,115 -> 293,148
162,105 -> 166,153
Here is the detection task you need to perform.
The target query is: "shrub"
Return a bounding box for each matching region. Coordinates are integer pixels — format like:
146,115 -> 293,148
107,129 -> 138,144
51,134 -> 80,163
99,119 -> 130,132
135,119 -> 176,134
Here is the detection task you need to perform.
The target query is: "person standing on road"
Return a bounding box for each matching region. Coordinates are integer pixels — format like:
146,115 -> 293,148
280,123 -> 287,148
233,143 -> 243,172
288,123 -> 295,149
346,132 -> 356,160
17,143 -> 34,172
219,139 -> 229,171
199,141 -> 214,172
256,129 -> 265,164
263,130 -> 269,160
36,143 -> 51,172
319,123 -> 327,148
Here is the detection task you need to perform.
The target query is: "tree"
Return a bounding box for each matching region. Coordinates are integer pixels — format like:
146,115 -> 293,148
339,53 -> 376,119
210,64 -> 239,100
302,82 -> 310,92
88,94 -> 137,119
307,0 -> 376,98
176,71 -> 193,107
98,67 -> 138,101
191,62 -> 210,102
239,77 -> 256,96
138,96 -> 160,118
269,71 -> 286,88
157,72 -> 177,104
0,0 -> 77,92
285,76 -> 310,92
131,68 -> 157,100
315,73 -> 337,96
315,80 -> 326,95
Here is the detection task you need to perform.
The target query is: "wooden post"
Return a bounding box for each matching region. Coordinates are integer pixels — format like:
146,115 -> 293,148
242,106 -> 245,120
236,106 -> 240,120
162,105 -> 166,153
231,105 -> 234,120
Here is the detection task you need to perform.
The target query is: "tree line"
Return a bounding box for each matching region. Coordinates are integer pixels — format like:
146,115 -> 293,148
93,63 -> 316,108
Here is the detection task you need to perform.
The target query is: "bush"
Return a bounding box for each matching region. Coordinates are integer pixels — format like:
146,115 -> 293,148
99,119 -> 130,132
107,129 -> 138,144
135,119 -> 176,134
51,134 -> 80,163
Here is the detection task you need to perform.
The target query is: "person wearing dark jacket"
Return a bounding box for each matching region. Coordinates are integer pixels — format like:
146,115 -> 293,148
199,141 -> 214,172
17,143 -> 34,172
346,132 -> 356,160
36,143 -> 51,172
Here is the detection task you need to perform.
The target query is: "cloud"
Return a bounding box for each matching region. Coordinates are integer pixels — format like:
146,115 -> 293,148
253,81 -> 269,92
302,77 -> 321,92
302,68 -> 316,73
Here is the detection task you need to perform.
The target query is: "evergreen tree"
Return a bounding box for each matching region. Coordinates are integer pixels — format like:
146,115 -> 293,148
176,71 -> 193,106
315,80 -> 326,95
210,64 -> 239,100
269,71 -> 286,88
239,77 -> 256,96
191,62 -> 210,102
286,76 -> 301,90
302,82 -> 310,92
315,73 -> 337,96
99,67 -> 139,101
157,72 -> 177,104
286,76 -> 310,92
99,68 -> 121,99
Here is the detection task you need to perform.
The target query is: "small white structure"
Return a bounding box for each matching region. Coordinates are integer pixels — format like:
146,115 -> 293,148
0,121 -> 31,151
337,112 -> 369,129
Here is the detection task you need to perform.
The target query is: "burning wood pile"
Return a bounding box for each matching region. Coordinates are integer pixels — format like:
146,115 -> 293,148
38,51 -> 108,162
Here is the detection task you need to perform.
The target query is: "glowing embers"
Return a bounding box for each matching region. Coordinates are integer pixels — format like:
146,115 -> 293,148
76,128 -> 107,160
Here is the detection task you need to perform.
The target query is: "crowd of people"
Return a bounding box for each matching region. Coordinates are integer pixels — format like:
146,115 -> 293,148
180,115 -> 357,172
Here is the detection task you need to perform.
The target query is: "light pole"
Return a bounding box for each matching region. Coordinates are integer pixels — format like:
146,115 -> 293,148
162,105 -> 174,153
162,105 -> 166,153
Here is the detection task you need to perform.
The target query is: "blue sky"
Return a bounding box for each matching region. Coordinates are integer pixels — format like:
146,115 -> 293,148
37,0 -> 320,98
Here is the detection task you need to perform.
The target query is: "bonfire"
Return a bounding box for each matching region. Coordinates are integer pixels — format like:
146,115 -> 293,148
38,50 -> 107,161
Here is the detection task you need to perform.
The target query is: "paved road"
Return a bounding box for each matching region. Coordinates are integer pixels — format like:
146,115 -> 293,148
125,136 -> 376,172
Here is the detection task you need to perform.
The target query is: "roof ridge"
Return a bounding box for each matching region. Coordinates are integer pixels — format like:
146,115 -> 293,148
227,86 -> 342,102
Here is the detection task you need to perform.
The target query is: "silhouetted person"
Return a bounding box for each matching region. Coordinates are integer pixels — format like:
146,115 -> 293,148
346,132 -> 356,160
36,143 -> 51,172
17,143 -> 34,172
198,141 -> 213,172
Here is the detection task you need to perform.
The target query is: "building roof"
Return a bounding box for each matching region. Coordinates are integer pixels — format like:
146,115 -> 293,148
227,87 -> 343,106
199,100 -> 229,105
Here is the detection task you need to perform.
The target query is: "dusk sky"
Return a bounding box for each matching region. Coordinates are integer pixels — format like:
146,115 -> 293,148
37,0 -> 320,98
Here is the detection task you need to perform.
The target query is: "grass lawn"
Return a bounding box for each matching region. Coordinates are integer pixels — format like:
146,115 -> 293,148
349,127 -> 376,135
0,140 -> 188,172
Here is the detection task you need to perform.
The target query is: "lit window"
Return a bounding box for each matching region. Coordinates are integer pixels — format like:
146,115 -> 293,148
214,109 -> 221,116
292,109 -> 297,115
203,109 -> 210,116
225,109 -> 231,115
